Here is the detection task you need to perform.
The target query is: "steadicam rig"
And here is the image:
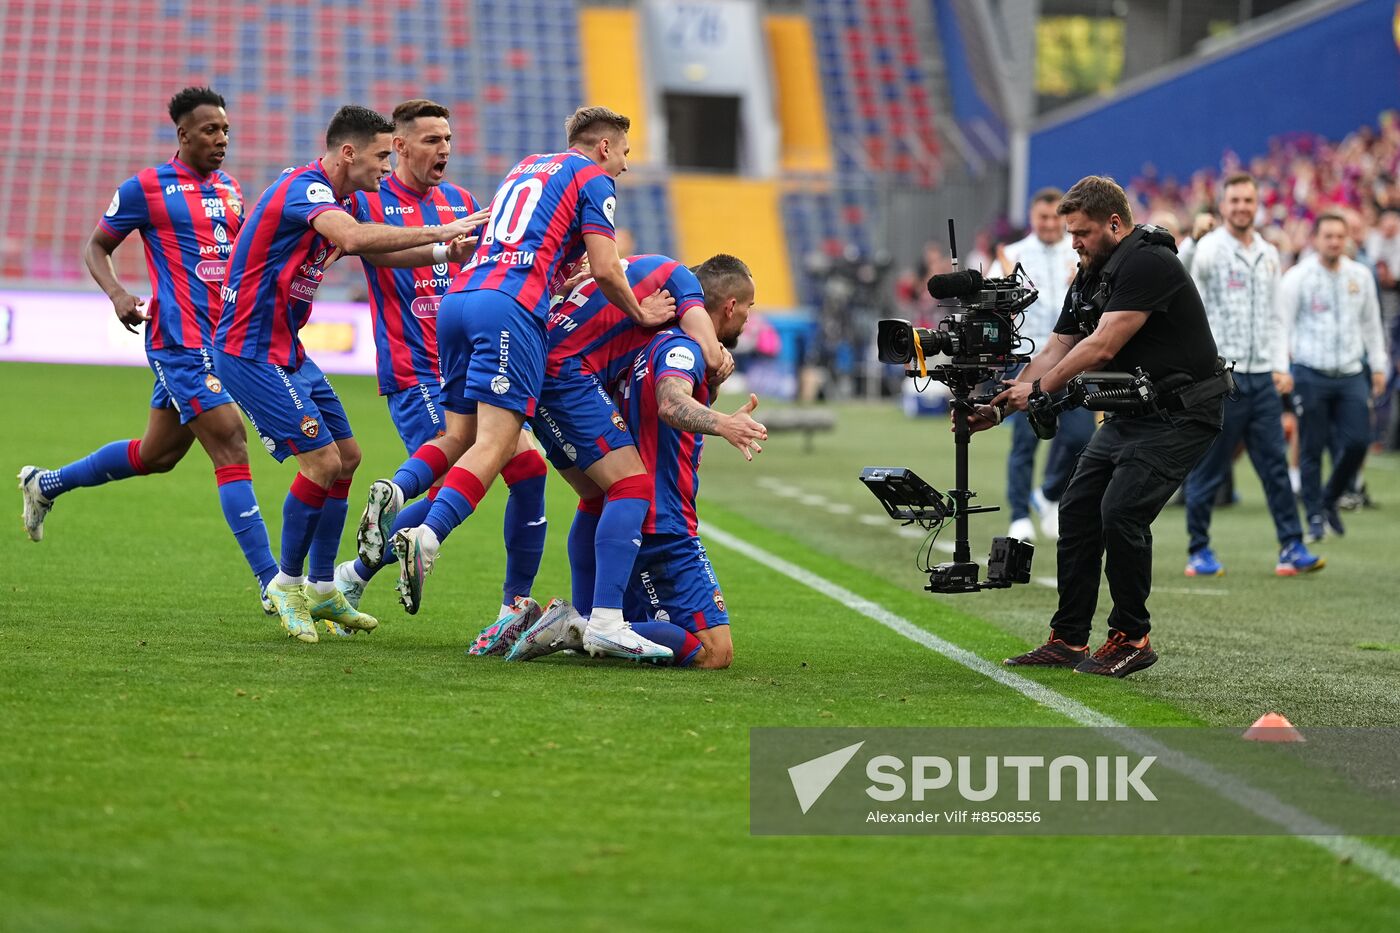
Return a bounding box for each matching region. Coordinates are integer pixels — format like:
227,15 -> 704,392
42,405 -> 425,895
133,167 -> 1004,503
860,219 -> 1036,596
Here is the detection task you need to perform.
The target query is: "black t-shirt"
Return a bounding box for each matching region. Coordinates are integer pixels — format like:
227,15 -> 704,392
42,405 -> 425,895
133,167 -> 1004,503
1054,240 -> 1219,383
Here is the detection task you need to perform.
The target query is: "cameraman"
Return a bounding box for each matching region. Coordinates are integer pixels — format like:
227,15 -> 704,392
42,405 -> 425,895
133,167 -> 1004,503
973,175 -> 1225,678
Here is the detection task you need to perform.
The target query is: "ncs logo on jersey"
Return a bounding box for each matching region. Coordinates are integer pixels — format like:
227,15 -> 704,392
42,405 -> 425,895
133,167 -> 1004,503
602,196 -> 616,224
105,191 -> 120,217
204,373 -> 223,394
306,183 -> 334,204
300,415 -> 320,438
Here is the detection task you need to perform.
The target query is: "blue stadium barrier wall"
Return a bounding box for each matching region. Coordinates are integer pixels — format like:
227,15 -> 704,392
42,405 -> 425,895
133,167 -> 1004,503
1028,0 -> 1400,192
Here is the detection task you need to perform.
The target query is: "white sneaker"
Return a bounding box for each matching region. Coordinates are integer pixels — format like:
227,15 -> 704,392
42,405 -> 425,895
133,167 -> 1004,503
334,560 -> 367,609
1008,517 -> 1036,542
505,598 -> 586,661
391,526 -> 437,615
357,479 -> 403,567
1031,489 -> 1059,540
18,466 -> 53,542
582,623 -> 673,661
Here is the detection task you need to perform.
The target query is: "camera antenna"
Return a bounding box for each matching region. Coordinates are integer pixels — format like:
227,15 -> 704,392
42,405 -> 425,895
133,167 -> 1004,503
947,218 -> 959,272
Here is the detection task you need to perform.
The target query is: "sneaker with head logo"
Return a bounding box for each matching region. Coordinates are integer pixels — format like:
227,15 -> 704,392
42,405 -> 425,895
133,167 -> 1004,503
1074,630 -> 1157,678
1275,540 -> 1325,576
1003,636 -> 1089,668
1185,547 -> 1224,577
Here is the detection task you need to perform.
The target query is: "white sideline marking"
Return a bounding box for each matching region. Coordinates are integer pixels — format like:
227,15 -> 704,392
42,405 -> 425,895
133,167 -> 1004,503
702,522 -> 1400,891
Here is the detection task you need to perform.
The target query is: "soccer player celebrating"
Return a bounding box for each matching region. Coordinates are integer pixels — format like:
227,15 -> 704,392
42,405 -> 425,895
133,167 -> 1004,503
379,106 -> 677,656
335,99 -> 549,629
19,87 -> 279,610
508,255 -> 764,667
212,105 -> 484,643
467,252 -> 729,659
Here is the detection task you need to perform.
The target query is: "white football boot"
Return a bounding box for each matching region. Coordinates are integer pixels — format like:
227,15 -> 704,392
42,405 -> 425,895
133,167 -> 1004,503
334,560 -> 368,609
582,622 -> 673,662
18,466 -> 53,542
1008,517 -> 1035,542
357,479 -> 403,567
505,599 -> 586,661
391,525 -> 438,615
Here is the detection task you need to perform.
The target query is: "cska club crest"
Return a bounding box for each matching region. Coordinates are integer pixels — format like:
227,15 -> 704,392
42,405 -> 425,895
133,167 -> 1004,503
300,415 -> 320,439
204,373 -> 223,394
713,589 -> 726,613
611,410 -> 627,432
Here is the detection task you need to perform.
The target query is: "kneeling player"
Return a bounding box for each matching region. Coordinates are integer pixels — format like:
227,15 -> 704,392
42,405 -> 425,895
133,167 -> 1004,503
508,255 -> 764,667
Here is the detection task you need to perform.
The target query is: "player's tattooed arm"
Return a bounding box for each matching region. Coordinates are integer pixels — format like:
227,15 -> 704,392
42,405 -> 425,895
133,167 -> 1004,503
656,376 -> 719,435
655,378 -> 768,460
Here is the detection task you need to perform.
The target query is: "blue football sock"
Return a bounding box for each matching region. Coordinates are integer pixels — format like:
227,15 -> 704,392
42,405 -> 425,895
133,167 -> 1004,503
423,467 -> 485,543
501,472 -> 547,604
592,482 -> 651,613
354,497 -> 432,579
214,465 -> 277,587
391,443 -> 450,500
280,473 -> 328,577
307,478 -> 352,583
39,439 -> 147,499
631,622 -> 703,667
568,499 -> 603,616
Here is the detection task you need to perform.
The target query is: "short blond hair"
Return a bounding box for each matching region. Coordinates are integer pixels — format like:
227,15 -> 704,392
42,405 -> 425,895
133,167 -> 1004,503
565,106 -> 631,147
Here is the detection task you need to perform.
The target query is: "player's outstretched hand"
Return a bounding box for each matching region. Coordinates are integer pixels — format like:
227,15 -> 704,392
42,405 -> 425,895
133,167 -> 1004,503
446,235 -> 477,263
637,288 -> 677,327
113,292 -> 150,333
723,393 -> 767,461
440,208 -> 491,240
559,259 -> 593,295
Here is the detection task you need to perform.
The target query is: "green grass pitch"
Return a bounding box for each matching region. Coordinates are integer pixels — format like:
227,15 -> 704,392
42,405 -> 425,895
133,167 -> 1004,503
3,362 -> 1399,931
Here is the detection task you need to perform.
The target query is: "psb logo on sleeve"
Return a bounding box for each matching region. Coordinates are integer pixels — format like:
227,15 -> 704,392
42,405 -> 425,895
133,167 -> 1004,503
105,191 -> 121,217
665,346 -> 697,371
305,182 -> 334,204
602,196 -> 616,224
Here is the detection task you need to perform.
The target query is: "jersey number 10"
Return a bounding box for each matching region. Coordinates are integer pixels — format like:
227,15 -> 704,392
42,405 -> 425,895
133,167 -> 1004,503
482,177 -> 545,247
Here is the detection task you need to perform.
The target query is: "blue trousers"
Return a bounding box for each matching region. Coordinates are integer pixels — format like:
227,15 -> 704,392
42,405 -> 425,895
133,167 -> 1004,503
1184,372 -> 1302,552
1005,407 -> 1096,520
1295,365 -> 1371,518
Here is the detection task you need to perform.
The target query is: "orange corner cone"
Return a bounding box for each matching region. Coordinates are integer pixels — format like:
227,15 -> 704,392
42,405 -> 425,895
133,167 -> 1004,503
1243,712 -> 1304,743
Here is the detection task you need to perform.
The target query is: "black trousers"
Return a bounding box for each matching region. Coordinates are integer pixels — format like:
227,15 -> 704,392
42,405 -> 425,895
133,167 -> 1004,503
1049,406 -> 1220,644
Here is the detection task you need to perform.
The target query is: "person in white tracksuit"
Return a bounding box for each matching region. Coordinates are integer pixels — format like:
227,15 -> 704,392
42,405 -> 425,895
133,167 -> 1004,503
1279,211 -> 1389,541
1182,173 -> 1322,577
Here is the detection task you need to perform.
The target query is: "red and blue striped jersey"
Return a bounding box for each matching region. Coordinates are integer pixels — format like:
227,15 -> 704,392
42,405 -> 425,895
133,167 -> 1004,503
98,156 -> 243,351
213,160 -> 352,367
622,331 -> 710,537
448,149 -> 616,317
353,175 -> 481,395
547,254 -> 705,385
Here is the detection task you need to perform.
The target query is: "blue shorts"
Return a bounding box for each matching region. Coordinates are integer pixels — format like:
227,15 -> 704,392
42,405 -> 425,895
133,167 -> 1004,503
386,382 -> 447,453
532,361 -> 635,473
624,533 -> 730,633
147,346 -> 235,424
211,351 -> 352,462
436,289 -> 545,417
